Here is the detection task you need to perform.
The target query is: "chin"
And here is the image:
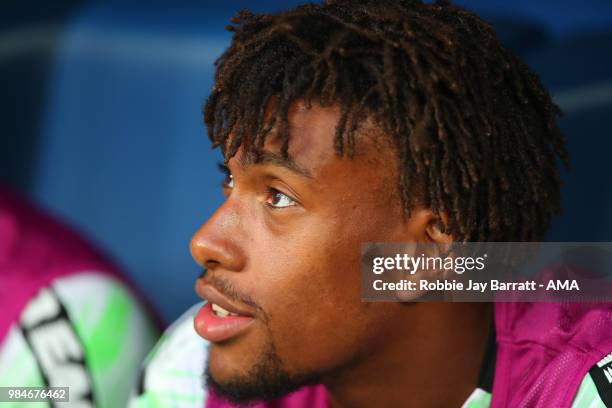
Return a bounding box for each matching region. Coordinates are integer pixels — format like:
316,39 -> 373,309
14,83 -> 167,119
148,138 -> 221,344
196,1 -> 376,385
205,363 -> 320,405
204,341 -> 321,405
207,343 -> 258,381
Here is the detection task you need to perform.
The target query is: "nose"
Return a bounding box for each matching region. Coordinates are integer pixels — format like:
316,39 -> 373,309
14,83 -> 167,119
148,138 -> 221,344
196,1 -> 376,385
190,200 -> 246,272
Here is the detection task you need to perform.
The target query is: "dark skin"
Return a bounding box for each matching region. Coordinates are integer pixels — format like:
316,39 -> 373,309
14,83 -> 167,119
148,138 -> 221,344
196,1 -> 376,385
191,100 -> 492,407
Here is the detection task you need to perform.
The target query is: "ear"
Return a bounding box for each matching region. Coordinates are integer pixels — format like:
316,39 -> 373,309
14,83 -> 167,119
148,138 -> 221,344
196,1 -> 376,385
391,209 -> 454,301
425,212 -> 453,244
402,208 -> 453,244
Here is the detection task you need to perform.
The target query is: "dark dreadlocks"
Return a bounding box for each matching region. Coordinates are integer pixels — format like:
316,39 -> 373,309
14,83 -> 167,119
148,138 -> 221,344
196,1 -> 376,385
203,0 -> 569,242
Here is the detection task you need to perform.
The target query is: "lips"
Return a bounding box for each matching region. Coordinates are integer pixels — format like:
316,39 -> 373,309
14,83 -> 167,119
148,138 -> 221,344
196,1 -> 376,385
194,279 -> 255,343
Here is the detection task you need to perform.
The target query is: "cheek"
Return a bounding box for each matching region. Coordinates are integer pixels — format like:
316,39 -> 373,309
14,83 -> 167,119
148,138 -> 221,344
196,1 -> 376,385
251,209 -> 398,374
261,253 -> 366,372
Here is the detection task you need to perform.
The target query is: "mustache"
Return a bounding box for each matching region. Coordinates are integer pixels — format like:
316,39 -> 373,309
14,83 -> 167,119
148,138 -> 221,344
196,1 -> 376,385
198,269 -> 262,312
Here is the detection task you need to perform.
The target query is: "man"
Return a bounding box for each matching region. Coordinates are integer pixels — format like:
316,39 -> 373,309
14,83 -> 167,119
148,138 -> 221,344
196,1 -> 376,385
131,0 -> 612,406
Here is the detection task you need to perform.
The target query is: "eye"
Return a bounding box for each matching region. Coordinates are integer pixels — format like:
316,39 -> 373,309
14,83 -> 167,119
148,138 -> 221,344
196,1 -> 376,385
224,173 -> 235,189
218,163 -> 234,189
266,188 -> 297,209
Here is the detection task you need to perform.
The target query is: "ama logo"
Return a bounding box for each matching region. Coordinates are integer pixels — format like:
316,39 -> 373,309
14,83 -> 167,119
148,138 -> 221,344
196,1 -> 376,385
546,280 -> 580,290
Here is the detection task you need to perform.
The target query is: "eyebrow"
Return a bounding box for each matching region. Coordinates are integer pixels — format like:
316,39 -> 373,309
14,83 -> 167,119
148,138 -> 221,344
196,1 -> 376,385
238,151 -> 314,179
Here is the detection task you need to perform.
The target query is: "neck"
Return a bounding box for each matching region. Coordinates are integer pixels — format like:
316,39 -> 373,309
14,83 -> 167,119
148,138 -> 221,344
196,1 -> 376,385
323,302 -> 493,408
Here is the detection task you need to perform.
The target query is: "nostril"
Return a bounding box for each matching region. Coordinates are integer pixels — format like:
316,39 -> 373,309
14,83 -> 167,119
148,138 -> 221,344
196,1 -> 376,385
204,260 -> 221,270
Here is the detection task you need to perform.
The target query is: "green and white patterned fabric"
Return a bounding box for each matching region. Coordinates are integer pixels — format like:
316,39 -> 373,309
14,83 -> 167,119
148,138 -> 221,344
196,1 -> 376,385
129,303 -> 207,408
0,272 -> 159,407
572,372 -> 608,408
462,388 -> 492,408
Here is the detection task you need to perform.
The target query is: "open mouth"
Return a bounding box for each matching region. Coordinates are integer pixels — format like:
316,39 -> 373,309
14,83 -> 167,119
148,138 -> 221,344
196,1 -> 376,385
211,303 -> 239,317
194,302 -> 255,342
194,279 -> 256,342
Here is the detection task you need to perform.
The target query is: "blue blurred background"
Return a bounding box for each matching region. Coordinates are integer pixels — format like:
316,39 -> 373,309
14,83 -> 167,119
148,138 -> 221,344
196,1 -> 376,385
1,0 -> 611,325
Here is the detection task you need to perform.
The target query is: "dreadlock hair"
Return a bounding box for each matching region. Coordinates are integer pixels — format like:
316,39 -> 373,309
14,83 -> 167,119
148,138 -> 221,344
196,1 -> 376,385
203,0 -> 569,242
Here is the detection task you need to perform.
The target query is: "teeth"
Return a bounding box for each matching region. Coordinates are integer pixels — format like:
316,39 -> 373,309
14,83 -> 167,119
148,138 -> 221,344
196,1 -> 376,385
212,303 -> 238,317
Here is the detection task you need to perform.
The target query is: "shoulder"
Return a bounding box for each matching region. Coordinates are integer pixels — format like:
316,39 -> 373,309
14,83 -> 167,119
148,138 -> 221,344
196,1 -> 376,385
130,302 -> 209,408
0,272 -> 159,408
52,272 -> 160,391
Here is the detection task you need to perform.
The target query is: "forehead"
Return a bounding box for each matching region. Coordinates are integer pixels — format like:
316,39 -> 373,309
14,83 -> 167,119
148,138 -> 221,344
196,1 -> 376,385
228,100 -> 396,181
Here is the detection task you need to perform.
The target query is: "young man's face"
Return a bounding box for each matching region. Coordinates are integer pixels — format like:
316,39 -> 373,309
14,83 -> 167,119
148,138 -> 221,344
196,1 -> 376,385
190,101 -> 430,401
